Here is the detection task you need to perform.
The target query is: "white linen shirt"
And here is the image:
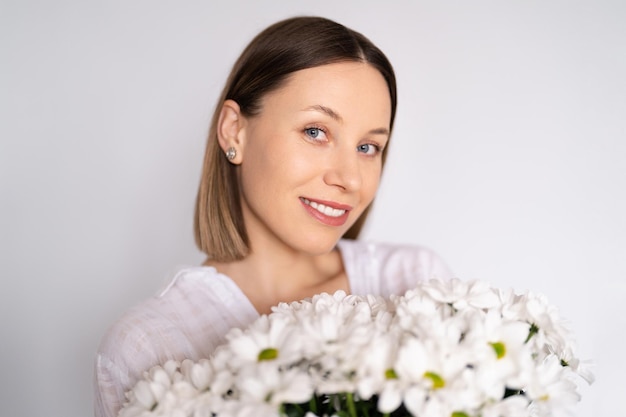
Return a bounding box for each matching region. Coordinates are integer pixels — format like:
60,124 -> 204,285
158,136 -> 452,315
94,239 -> 453,417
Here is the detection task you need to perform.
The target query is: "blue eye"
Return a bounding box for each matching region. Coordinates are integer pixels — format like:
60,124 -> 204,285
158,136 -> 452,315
305,127 -> 322,139
304,127 -> 328,142
357,143 -> 380,156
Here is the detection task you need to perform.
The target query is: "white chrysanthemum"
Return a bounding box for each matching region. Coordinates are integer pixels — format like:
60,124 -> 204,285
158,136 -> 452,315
418,278 -> 501,310
401,355 -> 492,417
120,360 -> 209,417
225,313 -> 303,368
363,293 -> 394,316
402,366 -> 486,417
464,309 -> 536,396
158,381 -> 199,416
494,287 -> 527,319
179,358 -> 213,391
480,394 -> 531,417
293,292 -> 378,394
354,327 -> 402,406
185,390 -> 225,417
395,286 -> 440,319
393,329 -> 482,414
234,362 -> 313,408
270,298 -> 314,320
525,355 -> 581,413
515,291 -> 572,355
557,346 -> 596,384
120,361 -> 180,415
117,280 -> 592,417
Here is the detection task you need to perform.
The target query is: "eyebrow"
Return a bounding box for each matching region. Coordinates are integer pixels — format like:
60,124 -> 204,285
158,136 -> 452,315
304,105 -> 343,122
303,104 -> 390,136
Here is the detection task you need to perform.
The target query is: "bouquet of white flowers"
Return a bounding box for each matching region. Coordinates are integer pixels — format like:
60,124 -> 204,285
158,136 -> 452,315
119,279 -> 593,417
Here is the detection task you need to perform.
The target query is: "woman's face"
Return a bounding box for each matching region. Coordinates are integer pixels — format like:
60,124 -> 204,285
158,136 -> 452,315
237,62 -> 391,255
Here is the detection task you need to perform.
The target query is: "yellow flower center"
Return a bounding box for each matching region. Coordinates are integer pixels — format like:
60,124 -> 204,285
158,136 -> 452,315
489,341 -> 506,359
423,371 -> 445,389
257,348 -> 278,361
385,368 -> 398,379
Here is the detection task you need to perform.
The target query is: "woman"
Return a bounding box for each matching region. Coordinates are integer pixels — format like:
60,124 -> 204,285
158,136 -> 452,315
94,16 -> 453,417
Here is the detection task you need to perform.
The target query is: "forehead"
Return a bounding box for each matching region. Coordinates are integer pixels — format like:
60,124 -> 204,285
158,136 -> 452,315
258,62 -> 392,125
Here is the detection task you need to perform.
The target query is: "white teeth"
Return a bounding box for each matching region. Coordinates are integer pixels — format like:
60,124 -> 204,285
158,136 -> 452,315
302,198 -> 346,217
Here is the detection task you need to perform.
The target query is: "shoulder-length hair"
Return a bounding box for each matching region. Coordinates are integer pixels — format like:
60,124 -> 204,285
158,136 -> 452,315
194,16 -> 397,261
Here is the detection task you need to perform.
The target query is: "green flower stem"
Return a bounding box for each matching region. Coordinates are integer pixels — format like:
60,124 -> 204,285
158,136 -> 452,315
525,323 -> 539,343
346,392 -> 357,417
309,397 -> 317,414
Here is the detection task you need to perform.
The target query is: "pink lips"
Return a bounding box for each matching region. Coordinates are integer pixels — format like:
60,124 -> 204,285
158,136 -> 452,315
300,197 -> 352,227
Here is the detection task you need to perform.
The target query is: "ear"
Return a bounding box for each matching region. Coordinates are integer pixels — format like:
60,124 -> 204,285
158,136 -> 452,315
217,99 -> 246,164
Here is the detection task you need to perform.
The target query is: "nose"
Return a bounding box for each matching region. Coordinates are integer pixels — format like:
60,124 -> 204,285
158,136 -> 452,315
323,149 -> 362,192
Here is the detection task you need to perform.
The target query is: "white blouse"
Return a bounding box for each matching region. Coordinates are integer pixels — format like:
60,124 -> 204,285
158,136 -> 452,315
93,239 -> 454,417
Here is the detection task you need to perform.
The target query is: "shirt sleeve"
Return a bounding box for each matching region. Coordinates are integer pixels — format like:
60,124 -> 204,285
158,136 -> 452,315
340,239 -> 455,297
94,353 -> 129,417
378,242 -> 455,294
93,311 -> 164,417
93,268 -> 260,417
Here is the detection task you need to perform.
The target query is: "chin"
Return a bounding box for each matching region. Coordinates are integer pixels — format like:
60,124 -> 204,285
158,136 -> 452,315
294,234 -> 342,256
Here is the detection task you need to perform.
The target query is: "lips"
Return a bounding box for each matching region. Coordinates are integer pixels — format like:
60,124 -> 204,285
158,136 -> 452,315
300,197 -> 352,226
301,198 -> 347,217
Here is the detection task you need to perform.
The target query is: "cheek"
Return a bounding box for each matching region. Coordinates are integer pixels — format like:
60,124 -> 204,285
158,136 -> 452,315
238,151 -> 274,207
362,166 -> 383,202
238,137 -> 305,195
269,139 -> 322,181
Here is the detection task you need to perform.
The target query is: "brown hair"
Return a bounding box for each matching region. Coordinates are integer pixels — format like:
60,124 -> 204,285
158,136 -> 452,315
194,16 -> 398,261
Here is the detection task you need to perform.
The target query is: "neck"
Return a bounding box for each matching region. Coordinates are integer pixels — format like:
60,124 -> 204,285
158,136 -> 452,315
205,240 -> 347,314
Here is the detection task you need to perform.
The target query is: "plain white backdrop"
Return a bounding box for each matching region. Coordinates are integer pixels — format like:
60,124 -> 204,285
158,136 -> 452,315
1,1 -> 624,416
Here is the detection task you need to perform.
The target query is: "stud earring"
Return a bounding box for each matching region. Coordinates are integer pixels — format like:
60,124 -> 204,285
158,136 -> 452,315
225,147 -> 236,161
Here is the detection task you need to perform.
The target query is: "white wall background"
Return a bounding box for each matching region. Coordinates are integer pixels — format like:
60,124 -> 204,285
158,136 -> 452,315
1,1 -> 624,416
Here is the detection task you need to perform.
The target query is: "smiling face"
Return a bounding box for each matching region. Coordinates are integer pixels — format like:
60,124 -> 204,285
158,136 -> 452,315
233,62 -> 392,255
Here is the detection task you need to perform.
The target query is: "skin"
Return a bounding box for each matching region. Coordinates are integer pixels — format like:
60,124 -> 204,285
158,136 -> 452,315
209,62 -> 392,314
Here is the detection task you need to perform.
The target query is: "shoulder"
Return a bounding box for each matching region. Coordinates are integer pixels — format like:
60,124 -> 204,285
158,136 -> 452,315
94,267 -> 256,408
96,268 -> 219,373
338,239 -> 455,296
96,266 -> 257,364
